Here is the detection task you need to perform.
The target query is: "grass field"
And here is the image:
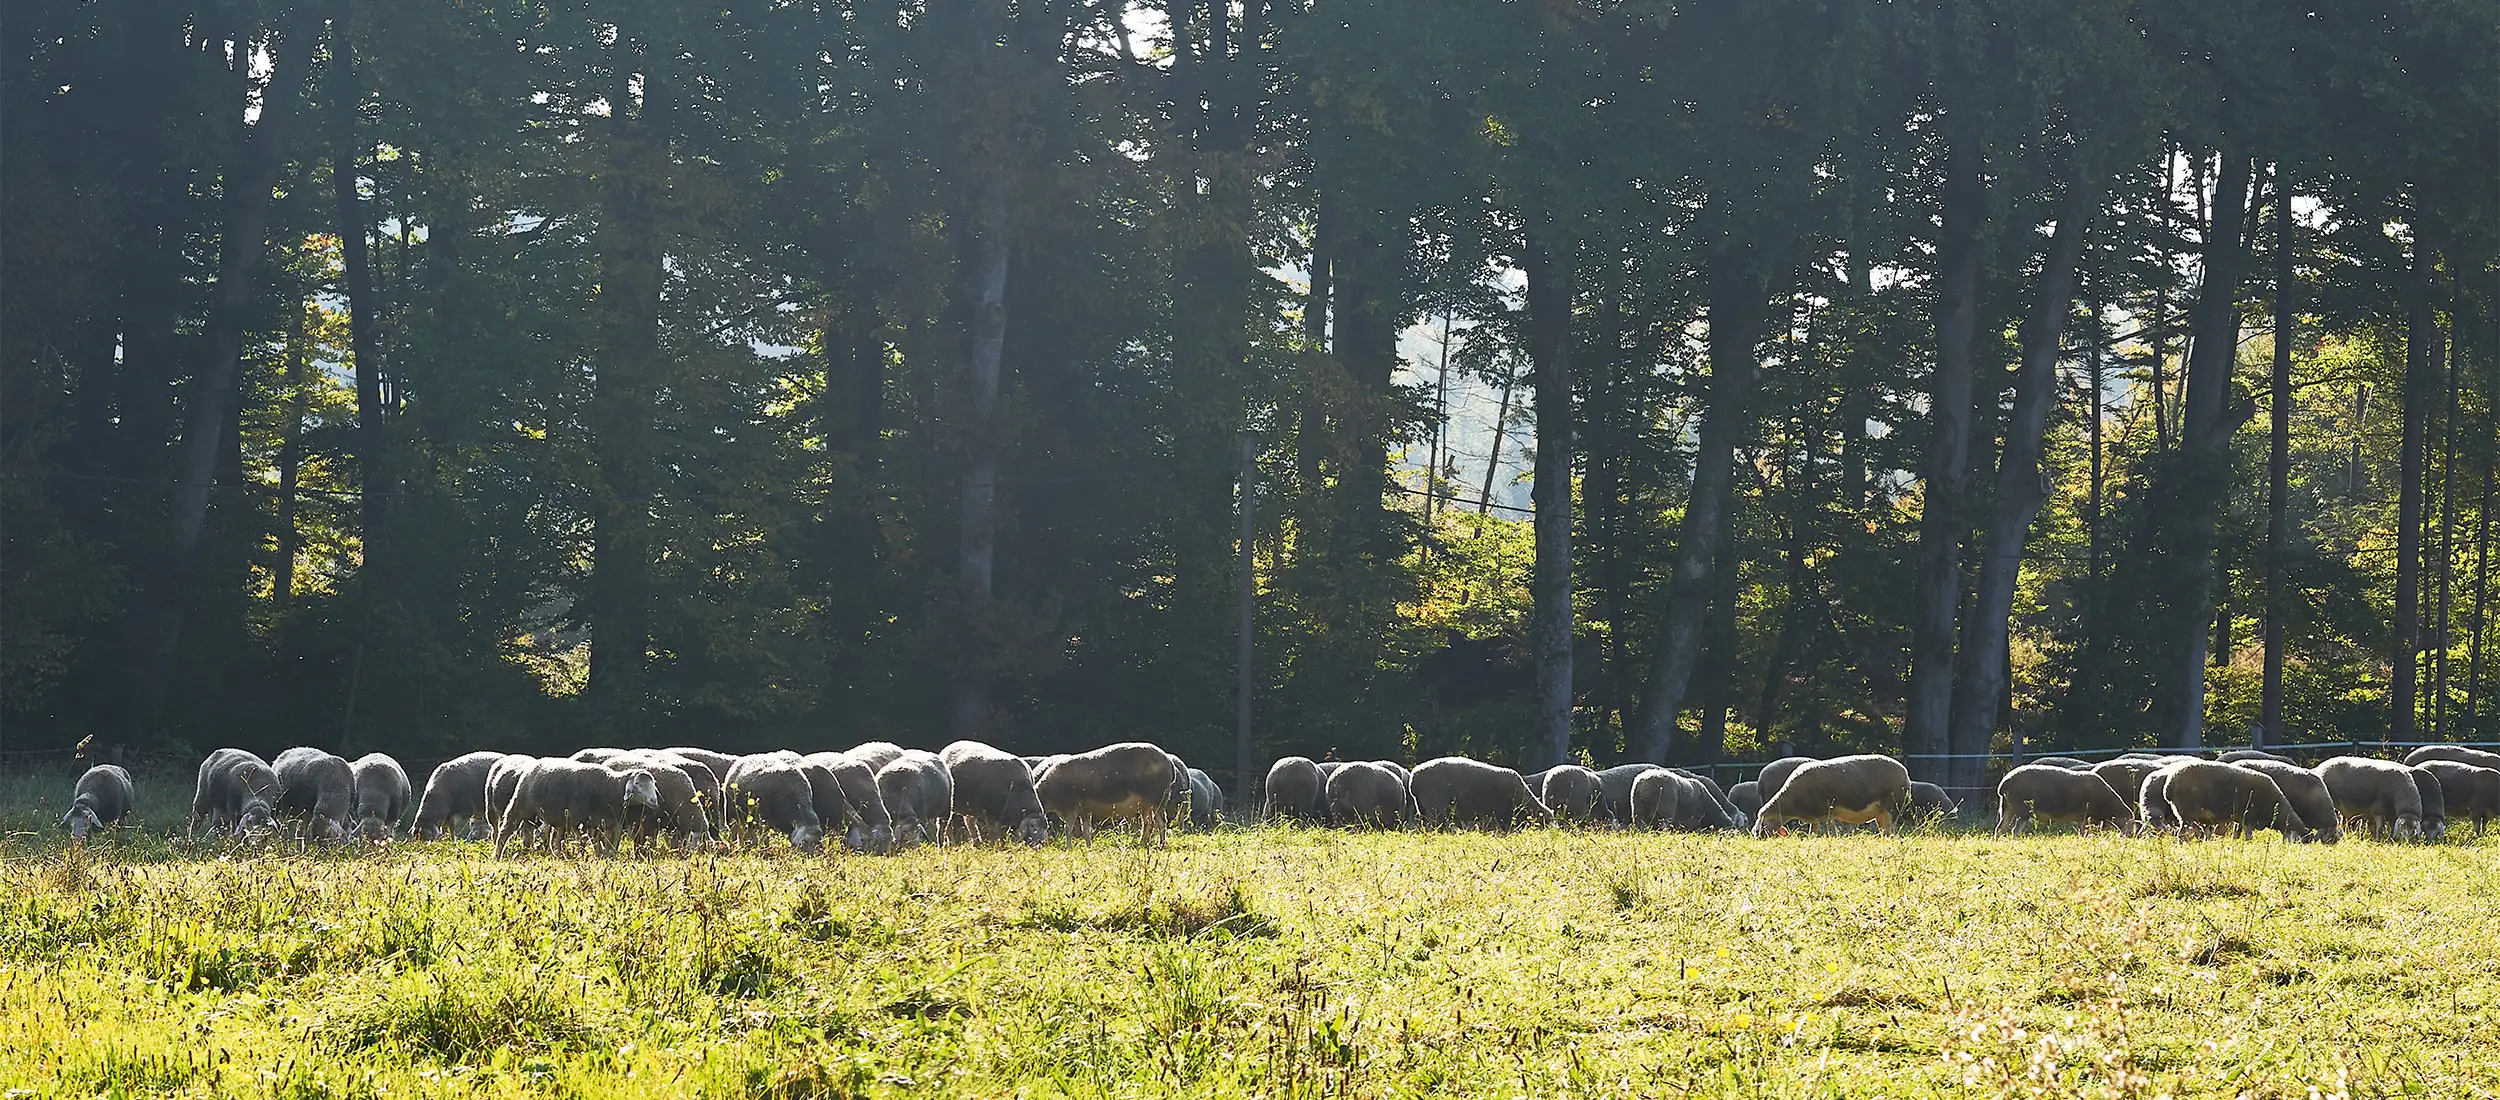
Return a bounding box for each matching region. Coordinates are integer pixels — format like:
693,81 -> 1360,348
3,771 -> 2496,1098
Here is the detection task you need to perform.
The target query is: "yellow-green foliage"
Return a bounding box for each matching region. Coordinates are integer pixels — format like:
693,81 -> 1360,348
3,824 -> 2496,1097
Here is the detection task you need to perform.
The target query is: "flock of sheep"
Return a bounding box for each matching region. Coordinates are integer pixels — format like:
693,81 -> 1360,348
50,738 -> 2500,854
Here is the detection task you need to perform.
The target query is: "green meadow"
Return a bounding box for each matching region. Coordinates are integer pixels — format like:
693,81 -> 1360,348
3,773 -> 2496,1098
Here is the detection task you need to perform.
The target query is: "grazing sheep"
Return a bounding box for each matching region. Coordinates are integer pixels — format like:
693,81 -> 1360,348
2403,744 -> 2500,771
495,759 -> 664,858
2316,756 -> 2426,841
1629,770 -> 1736,831
1756,756 -> 1817,801
1036,742 -> 1183,842
845,741 -> 908,774
1374,761 -> 1412,787
272,748 -> 355,844
2232,759 -> 2342,843
1597,763 -> 1664,826
483,754 -> 540,844
1538,765 -> 1604,825
2218,749 -> 2293,765
939,740 -> 1049,845
1994,765 -> 2132,835
2418,761 -> 2500,835
1171,768 -> 1223,830
2137,765 -> 2184,832
61,764 -> 136,843
662,747 -> 739,784
803,751 -> 894,853
2023,756 -> 2095,770
604,750 -> 716,851
191,748 -> 266,838
1753,755 -> 1912,837
2160,761 -> 2302,841
414,751 -> 507,840
877,750 -> 955,847
2411,766 -> 2447,842
347,753 -> 412,841
1670,769 -> 1749,827
2089,758 -> 2163,815
1263,757 -> 1329,823
1327,762 -> 1413,828
1727,781 -> 1764,819
722,756 -> 826,853
1410,757 -> 1553,831
1906,781 -> 1959,826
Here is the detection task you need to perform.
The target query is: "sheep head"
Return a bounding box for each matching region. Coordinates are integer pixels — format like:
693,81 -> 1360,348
60,805 -> 99,842
1013,813 -> 1049,847
619,769 -> 662,811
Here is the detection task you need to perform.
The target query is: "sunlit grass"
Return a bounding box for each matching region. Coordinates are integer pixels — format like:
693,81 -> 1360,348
3,785 -> 2496,1097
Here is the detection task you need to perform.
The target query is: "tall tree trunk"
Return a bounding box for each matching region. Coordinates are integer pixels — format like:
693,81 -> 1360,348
2261,175 -> 2295,745
586,56 -> 668,728
1838,251 -> 1874,512
331,19 -> 388,577
2150,149 -> 2175,454
1332,227 -> 1399,555
1298,197 -> 1331,499
1691,547 -> 1740,768
950,175 -> 1013,738
1947,178 -> 2093,801
1627,239 -> 1763,763
271,308 -> 316,608
2169,153 -> 2254,747
2087,282 -> 2105,602
1524,230 -> 1576,770
2437,324 -> 2461,739
143,15 -> 309,726
1904,136 -> 1984,784
2468,444 -> 2494,733
2394,226 -> 2435,747
1478,359 -> 1517,513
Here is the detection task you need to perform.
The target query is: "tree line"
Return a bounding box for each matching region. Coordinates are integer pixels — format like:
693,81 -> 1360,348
4,0 -> 2498,794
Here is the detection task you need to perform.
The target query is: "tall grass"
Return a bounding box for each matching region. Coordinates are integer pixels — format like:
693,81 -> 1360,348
0,774 -> 2493,1096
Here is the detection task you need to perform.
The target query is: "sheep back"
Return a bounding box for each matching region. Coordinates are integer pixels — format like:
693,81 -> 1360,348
1410,757 -> 1550,831
348,753 -> 412,840
1752,754 -> 1912,837
414,751 -> 507,839
1263,756 -> 1327,823
1036,742 -> 1183,840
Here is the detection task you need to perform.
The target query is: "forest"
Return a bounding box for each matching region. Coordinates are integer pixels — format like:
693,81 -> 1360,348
4,0 -> 2498,797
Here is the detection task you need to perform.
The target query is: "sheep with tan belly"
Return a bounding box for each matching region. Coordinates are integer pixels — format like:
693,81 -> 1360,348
1327,762 -> 1413,829
348,753 -> 412,841
1263,756 -> 1329,823
494,759 -> 664,858
1037,742 -> 1183,842
1994,764 -> 2133,835
1755,756 -> 1817,802
939,740 -> 1048,845
2316,756 -> 2426,841
2418,760 -> 2500,835
2158,761 -> 2302,841
1536,765 -> 1604,825
273,748 -> 356,844
2232,759 -> 2341,843
1411,757 -> 1553,831
723,755 -> 826,853
61,764 -> 136,844
1753,754 -> 1912,837
414,751 -> 506,840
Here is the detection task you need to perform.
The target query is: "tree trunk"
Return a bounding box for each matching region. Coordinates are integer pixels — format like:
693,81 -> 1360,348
2261,174 -> 2295,744
1478,359 -> 1517,513
2468,446 -> 2494,733
586,56 -> 668,727
2394,225 -> 2435,747
2087,282 -> 2105,602
2437,323 -> 2461,739
271,308 -> 316,608
330,16 -> 387,579
1904,135 -> 1984,784
1298,197 -> 1331,497
1524,230 -> 1575,770
1838,251 -> 1874,512
2150,149 -> 2175,454
1946,177 -> 2092,800
1332,227 -> 1399,555
2169,153 -> 2254,747
1627,239 -> 1763,764
950,174 -> 1013,738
